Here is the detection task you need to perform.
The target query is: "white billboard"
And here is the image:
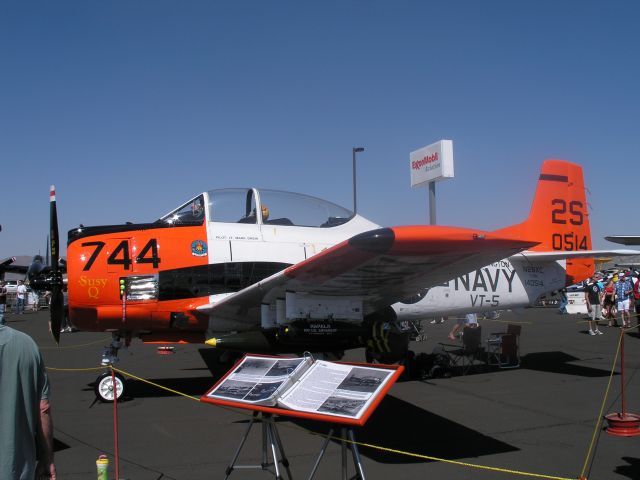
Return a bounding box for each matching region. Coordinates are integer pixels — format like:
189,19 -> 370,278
410,139 -> 454,188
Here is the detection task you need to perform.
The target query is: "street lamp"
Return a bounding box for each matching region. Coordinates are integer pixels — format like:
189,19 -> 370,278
352,147 -> 364,214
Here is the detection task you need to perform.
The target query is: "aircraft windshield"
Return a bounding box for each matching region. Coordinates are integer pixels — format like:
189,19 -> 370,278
207,188 -> 353,227
157,194 -> 205,225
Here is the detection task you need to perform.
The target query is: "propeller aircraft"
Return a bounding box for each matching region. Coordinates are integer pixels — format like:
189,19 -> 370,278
30,160 -> 639,401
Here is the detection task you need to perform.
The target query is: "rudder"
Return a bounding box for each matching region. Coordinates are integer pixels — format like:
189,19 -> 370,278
496,160 -> 594,285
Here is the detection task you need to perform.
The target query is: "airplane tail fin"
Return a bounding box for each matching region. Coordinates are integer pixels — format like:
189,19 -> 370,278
495,160 -> 594,285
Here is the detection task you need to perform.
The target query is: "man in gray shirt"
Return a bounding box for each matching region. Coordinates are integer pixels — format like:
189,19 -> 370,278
0,325 -> 56,479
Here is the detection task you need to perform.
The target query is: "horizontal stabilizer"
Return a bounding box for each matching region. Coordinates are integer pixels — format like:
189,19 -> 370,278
512,249 -> 640,262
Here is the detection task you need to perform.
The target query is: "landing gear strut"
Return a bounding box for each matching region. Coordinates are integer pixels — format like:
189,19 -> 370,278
94,333 -> 127,402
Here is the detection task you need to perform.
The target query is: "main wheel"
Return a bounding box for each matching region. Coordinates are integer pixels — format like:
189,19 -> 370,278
94,371 -> 125,403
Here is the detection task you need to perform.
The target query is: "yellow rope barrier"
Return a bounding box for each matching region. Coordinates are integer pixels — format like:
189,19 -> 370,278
39,337 -> 112,350
31,283 -> 640,480
46,337 -> 631,480
46,366 -> 105,372
300,430 -> 574,480
104,365 -> 576,479
110,366 -> 200,402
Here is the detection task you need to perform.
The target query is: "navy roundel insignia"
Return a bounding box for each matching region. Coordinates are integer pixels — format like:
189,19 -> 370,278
191,240 -> 208,257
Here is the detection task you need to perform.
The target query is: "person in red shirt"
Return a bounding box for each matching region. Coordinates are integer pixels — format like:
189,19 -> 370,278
602,279 -> 617,327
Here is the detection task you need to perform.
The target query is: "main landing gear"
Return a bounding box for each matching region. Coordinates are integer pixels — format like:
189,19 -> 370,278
94,334 -> 127,403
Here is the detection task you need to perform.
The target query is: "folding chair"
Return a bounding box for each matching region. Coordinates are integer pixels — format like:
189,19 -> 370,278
487,324 -> 521,368
439,325 -> 483,375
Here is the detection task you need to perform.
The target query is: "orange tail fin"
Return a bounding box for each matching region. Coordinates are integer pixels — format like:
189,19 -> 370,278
496,160 -> 594,285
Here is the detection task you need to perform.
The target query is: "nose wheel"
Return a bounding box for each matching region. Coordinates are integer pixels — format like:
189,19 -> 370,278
94,371 -> 126,403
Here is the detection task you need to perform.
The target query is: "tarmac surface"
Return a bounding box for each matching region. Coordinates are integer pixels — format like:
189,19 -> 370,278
6,307 -> 640,480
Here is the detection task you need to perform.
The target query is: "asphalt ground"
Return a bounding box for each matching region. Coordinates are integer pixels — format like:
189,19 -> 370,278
5,307 -> 640,480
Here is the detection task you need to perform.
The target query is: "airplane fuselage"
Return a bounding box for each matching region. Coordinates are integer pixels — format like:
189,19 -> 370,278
67,187 -> 566,341
393,258 -> 566,319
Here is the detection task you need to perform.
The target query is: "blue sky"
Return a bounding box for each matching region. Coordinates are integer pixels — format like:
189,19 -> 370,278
1,0 -> 638,259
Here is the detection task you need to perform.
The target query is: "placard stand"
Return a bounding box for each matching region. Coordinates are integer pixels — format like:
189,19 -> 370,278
201,355 -> 403,480
307,426 -> 365,480
225,411 -> 292,480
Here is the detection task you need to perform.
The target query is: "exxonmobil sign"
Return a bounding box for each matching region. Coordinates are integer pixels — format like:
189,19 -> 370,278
411,152 -> 439,170
409,139 -> 454,187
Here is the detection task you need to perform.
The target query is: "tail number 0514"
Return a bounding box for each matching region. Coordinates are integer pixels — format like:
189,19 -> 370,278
552,233 -> 588,251
550,199 -> 587,250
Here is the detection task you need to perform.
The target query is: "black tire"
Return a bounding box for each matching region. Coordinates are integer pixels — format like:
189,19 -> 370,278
94,371 -> 125,403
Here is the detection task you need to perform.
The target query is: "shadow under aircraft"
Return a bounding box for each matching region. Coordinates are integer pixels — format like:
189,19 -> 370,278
520,351 -> 617,378
287,394 -> 518,464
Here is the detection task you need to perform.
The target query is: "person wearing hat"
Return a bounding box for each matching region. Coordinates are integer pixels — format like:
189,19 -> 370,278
585,274 -> 604,335
614,271 -> 634,328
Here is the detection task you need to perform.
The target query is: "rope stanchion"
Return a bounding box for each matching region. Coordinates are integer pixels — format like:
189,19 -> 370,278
111,367 -> 120,480
578,324 -> 624,479
603,325 -> 640,437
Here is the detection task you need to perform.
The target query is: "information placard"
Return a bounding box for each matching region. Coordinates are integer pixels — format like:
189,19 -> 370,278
410,139 -> 454,187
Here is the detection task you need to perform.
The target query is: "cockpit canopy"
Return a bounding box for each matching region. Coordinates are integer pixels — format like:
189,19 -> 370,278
158,188 -> 354,228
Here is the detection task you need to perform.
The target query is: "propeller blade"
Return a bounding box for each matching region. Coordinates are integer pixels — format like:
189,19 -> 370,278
50,186 -> 59,272
50,287 -> 63,344
49,185 -> 63,344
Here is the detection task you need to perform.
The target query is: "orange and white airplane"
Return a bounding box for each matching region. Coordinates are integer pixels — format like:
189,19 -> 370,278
34,160 -> 638,400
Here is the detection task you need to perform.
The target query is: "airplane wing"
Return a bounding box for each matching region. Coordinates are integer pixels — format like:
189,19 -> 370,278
0,257 -> 67,276
512,249 -> 640,262
195,226 -> 537,325
605,236 -> 640,246
0,257 -> 26,275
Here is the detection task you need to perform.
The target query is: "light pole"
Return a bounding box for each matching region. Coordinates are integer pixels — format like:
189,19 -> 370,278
352,147 -> 364,214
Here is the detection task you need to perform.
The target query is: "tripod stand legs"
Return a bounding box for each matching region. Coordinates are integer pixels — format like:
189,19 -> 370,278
225,412 -> 292,480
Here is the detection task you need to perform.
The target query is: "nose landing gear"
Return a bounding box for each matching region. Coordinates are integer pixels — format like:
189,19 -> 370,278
94,334 -> 127,402
95,371 -> 126,403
